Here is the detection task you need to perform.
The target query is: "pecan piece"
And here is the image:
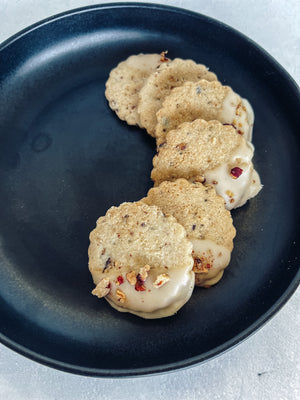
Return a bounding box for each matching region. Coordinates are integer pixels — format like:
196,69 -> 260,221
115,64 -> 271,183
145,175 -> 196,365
116,289 -> 126,303
91,278 -> 110,298
153,274 -> 170,288
235,103 -> 243,117
126,271 -> 137,285
139,264 -> 150,281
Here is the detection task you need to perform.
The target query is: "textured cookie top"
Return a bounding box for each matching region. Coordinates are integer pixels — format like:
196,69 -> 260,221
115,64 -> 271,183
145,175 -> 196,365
155,80 -> 230,142
151,119 -> 243,185
142,179 -> 235,251
138,58 -> 217,136
155,79 -> 254,144
89,201 -> 193,273
105,53 -> 170,127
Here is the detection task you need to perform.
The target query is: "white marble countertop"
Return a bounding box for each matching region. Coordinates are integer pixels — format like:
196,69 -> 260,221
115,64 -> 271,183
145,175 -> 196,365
0,1 -> 299,399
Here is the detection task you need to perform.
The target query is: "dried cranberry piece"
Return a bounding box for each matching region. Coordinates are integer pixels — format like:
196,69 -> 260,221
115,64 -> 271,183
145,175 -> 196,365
230,167 -> 243,179
135,274 -> 146,291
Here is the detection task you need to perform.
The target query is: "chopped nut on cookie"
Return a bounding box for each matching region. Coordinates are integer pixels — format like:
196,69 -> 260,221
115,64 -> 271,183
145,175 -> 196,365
126,270 -> 137,285
116,289 -> 126,303
92,278 -> 111,298
139,264 -> 150,281
154,274 -> 170,288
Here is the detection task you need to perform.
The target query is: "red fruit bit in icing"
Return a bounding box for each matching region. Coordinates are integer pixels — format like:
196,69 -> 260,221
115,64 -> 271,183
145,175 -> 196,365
135,274 -> 146,291
230,167 -> 243,179
117,275 -> 124,285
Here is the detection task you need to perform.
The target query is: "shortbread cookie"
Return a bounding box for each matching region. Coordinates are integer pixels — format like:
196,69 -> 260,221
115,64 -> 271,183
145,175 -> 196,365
105,53 -> 170,127
88,201 -> 195,319
155,79 -> 254,144
138,59 -> 217,136
151,119 -> 262,210
142,179 -> 236,287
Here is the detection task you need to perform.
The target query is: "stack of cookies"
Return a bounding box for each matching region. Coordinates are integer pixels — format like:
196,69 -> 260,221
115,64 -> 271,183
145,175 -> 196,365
88,52 -> 262,319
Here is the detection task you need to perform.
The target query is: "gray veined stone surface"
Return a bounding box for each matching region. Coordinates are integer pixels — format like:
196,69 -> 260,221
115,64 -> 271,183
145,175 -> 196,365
0,1 -> 299,399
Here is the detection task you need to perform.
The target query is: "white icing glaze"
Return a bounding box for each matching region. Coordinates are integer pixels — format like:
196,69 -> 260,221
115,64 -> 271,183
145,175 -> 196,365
190,239 -> 231,286
125,54 -> 163,71
218,91 -> 254,142
202,270 -> 224,286
204,140 -> 262,210
247,168 -> 262,199
104,267 -> 194,319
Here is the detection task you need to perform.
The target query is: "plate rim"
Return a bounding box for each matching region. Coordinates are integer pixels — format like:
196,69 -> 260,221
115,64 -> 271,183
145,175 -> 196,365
0,2 -> 299,377
0,278 -> 299,378
0,1 -> 298,94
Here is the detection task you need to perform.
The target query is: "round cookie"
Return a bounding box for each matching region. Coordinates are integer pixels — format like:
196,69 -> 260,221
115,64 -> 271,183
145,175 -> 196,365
105,53 -> 170,127
142,179 -> 236,287
138,58 -> 217,136
155,79 -> 254,144
88,201 -> 195,319
151,119 -> 262,210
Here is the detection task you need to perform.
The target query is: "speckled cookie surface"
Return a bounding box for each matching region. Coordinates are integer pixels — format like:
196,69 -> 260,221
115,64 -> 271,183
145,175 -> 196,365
142,179 -> 235,250
151,119 -> 242,186
155,79 -> 254,144
155,79 -> 230,143
151,119 -> 261,210
88,201 -> 195,318
105,53 -> 169,127
142,179 -> 236,287
138,59 -> 217,136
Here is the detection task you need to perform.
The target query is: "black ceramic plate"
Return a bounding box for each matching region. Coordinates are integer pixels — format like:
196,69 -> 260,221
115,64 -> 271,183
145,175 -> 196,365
0,3 -> 299,377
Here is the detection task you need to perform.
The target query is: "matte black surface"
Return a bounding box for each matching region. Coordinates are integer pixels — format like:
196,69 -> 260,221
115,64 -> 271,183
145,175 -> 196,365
0,3 -> 299,377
